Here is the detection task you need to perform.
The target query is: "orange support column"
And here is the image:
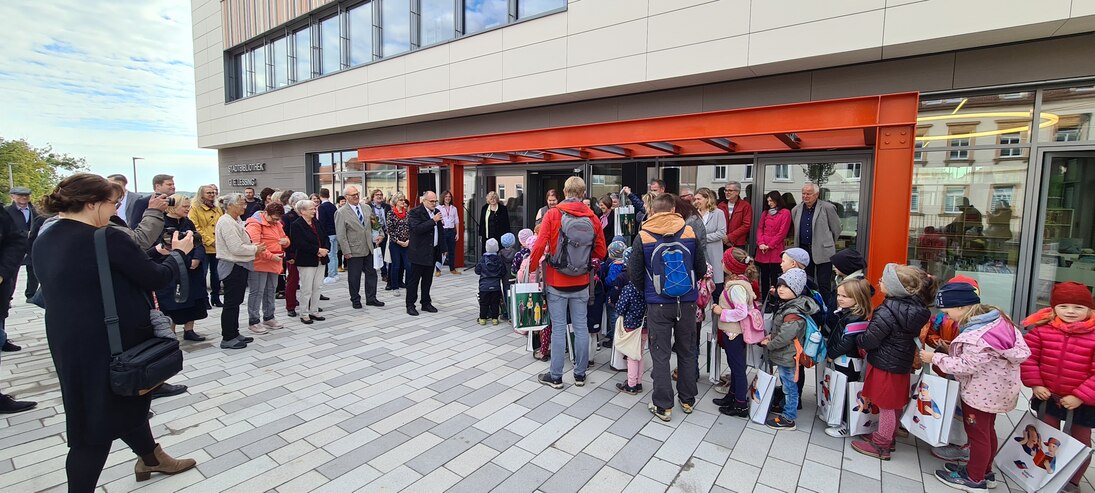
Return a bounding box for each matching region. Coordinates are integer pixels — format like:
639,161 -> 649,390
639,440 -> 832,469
406,170 -> 419,207
868,124 -> 917,297
450,163 -> 465,269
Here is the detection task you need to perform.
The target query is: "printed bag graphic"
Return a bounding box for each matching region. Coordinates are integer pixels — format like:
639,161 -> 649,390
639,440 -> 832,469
615,205 -> 637,237
900,369 -> 960,448
995,407 -> 1093,493
847,381 -> 880,436
749,368 -> 777,425
815,362 -> 849,427
510,283 -> 549,331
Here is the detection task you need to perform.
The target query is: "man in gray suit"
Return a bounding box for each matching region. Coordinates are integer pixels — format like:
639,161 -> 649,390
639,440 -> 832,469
792,183 -> 842,302
334,185 -> 385,309
107,174 -> 141,226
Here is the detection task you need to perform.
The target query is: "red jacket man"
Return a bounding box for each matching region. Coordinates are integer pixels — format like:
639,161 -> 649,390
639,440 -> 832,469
718,181 -> 752,248
530,199 -> 607,288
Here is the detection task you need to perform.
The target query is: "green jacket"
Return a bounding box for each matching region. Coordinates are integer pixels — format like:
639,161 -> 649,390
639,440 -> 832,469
766,296 -> 820,367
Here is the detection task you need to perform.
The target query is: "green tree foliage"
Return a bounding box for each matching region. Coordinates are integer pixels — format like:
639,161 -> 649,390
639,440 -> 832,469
0,138 -> 87,203
801,163 -> 836,187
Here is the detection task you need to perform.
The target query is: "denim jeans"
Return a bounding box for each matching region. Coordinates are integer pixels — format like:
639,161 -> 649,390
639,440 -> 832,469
326,235 -> 339,278
547,286 -> 589,380
777,365 -> 799,421
443,228 -> 458,271
246,271 -> 278,325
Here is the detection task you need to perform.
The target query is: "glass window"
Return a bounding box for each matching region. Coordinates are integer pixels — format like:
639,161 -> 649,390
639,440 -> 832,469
846,162 -> 862,180
349,2 -> 374,65
761,160 -> 865,255
773,164 -> 791,181
242,50 -> 256,96
465,0 -> 507,35
914,141 -> 926,162
911,186 -> 920,213
253,45 -> 267,94
382,0 -> 411,56
713,166 -> 727,182
918,92 -> 1033,147
518,0 -> 565,18
293,27 -> 313,82
744,165 -> 753,181
991,185 -> 1014,212
949,137 -> 970,160
234,52 -> 248,98
421,0 -> 455,46
272,37 -> 288,88
1035,154 -> 1095,310
1039,86 -> 1095,143
498,184 -> 506,200
320,15 -> 341,74
944,186 -> 966,214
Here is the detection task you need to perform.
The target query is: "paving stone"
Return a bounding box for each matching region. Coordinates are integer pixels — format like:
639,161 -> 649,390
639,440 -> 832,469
525,400 -> 567,424
539,453 -> 605,493
841,470 -> 882,493
203,415 -> 305,457
481,429 -> 523,452
196,450 -> 250,478
490,463 -> 552,493
606,434 -> 662,475
314,430 -> 411,479
430,413 -> 480,439
448,462 -> 512,493
405,427 -> 489,475
336,396 -> 415,433
241,435 -> 290,459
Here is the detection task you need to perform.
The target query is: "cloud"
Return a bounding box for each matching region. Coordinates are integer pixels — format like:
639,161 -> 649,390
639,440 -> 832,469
0,0 -> 216,193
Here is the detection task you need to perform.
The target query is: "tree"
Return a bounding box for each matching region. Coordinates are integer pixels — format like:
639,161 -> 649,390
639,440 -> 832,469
801,163 -> 836,188
0,138 -> 87,203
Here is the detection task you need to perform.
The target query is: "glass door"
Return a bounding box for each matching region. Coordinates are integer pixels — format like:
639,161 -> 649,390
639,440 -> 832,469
1032,152 -> 1095,310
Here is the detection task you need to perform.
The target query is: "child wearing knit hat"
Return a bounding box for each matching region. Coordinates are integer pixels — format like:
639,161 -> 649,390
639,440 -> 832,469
475,239 -> 507,325
758,267 -> 820,431
918,276 -> 1030,490
1020,282 -> 1095,493
710,248 -> 760,417
600,240 -> 630,349
498,233 -> 519,321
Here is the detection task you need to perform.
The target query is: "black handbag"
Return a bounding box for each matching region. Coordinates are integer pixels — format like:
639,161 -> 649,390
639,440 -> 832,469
95,228 -> 183,397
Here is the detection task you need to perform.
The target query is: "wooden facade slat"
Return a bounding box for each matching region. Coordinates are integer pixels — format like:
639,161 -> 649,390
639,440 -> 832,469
223,0 -> 334,48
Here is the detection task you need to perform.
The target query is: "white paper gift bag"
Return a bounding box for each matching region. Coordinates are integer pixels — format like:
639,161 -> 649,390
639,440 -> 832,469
749,368 -> 777,424
900,369 -> 961,448
847,381 -> 880,436
815,362 -> 849,427
995,405 -> 1093,493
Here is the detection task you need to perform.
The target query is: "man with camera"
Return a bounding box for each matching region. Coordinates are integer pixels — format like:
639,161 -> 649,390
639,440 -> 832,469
129,174 -> 175,231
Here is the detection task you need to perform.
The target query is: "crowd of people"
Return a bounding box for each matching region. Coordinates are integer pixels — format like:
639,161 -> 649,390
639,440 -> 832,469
497,176 -> 1095,493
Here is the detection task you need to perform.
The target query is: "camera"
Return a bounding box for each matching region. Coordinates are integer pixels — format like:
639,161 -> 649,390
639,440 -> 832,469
162,227 -> 177,249
164,194 -> 176,207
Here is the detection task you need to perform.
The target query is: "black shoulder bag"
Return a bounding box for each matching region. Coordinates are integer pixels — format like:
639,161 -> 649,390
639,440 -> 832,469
95,228 -> 184,397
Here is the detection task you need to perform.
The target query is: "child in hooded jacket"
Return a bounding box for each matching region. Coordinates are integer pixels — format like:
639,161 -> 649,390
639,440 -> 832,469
851,264 -> 932,460
601,240 -> 628,349
475,238 -> 507,325
821,276 -> 873,438
711,248 -> 759,418
614,248 -> 647,395
760,268 -> 820,431
498,233 -> 518,321
1020,282 -> 1095,493
920,281 -> 1030,492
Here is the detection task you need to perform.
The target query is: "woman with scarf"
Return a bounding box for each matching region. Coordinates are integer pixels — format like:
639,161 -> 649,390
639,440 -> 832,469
385,193 -> 411,291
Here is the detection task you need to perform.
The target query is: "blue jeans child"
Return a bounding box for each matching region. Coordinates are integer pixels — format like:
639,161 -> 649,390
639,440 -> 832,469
777,365 -> 799,421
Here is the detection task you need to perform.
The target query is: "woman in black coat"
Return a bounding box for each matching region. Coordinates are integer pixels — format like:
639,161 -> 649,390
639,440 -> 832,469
33,174 -> 197,490
289,199 -> 330,324
478,191 -> 511,252
151,195 -> 208,341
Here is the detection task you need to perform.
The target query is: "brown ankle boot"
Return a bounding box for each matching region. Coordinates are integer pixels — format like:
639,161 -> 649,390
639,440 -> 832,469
134,444 -> 197,481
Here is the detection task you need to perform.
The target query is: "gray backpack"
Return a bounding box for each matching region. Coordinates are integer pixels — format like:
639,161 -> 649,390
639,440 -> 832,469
549,211 -> 596,276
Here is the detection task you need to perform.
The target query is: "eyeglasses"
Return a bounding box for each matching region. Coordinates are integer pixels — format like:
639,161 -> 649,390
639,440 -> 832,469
345,193 -> 360,197
726,188 -> 740,193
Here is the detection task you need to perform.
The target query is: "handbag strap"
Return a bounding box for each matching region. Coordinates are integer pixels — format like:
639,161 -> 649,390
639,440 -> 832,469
94,228 -> 124,357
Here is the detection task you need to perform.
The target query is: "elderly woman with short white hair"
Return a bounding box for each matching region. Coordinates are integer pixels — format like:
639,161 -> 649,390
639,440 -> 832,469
215,193 -> 266,349
478,190 -> 511,253
289,199 -> 330,324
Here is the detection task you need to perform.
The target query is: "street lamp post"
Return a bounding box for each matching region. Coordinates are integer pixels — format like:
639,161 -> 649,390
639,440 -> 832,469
132,157 -> 144,194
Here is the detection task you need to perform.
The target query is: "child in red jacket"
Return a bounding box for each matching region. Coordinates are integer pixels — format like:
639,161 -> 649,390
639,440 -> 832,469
1021,282 -> 1095,493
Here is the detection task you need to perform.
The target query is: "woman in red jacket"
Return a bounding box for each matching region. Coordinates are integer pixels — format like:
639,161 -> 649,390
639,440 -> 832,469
1021,282 -> 1095,493
755,191 -> 791,298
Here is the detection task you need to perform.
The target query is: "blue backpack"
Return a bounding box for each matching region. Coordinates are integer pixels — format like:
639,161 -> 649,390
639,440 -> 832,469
644,227 -> 695,299
794,313 -> 827,370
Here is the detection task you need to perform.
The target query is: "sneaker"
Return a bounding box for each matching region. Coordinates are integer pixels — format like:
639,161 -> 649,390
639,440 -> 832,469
680,401 -> 695,414
220,336 -> 248,350
943,464 -> 998,489
477,318 -> 487,325
300,317 -> 314,325
713,382 -> 730,395
492,319 -> 499,325
718,403 -> 749,418
323,276 -> 337,285
851,438 -> 891,460
248,324 -> 269,335
616,382 -> 641,395
538,373 -> 563,389
648,402 -> 671,422
766,415 -> 796,431
287,309 -> 298,317
935,468 -> 987,491
824,425 -> 849,438
574,374 -> 586,387
932,444 -> 971,463
262,319 -> 283,329
239,335 -> 254,343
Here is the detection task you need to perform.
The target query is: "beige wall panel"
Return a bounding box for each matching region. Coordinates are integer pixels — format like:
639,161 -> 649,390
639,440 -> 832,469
448,29 -> 503,63
450,52 -> 504,88
566,20 -> 648,67
882,0 -> 1071,56
369,98 -> 409,122
646,35 -> 749,82
502,38 -> 567,79
649,0 -> 711,16
368,75 -> 407,104
406,65 -> 450,97
647,0 -> 749,51
566,0 -> 649,34
365,55 -> 407,82
501,12 -> 568,50
566,54 -> 648,94
405,92 -> 451,118
749,0 -> 884,32
502,69 -> 568,103
449,82 -> 504,110
403,44 -> 451,73
748,10 -> 885,67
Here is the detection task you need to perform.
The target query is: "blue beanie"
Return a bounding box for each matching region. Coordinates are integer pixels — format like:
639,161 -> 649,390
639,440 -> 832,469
936,282 -> 980,309
608,241 -> 627,260
501,233 -> 515,248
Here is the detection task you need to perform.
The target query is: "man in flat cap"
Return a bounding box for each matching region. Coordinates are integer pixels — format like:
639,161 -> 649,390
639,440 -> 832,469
2,187 -> 37,352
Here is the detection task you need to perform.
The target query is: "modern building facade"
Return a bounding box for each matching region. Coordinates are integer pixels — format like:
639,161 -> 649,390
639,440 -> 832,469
191,0 -> 1095,318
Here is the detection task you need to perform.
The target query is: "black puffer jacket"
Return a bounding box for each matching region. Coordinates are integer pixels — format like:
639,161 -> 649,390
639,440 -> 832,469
856,296 -> 930,374
825,309 -> 866,360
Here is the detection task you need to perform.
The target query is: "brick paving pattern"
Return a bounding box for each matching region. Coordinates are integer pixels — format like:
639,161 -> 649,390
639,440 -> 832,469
1,273 -> 1093,492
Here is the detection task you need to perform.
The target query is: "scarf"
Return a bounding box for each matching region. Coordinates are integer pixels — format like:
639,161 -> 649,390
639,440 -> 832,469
392,207 -> 407,220
768,207 -> 779,216
600,211 -> 609,229
1022,307 -> 1095,334
202,197 -> 215,208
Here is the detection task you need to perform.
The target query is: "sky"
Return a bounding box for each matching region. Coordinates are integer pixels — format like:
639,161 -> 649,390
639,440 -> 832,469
0,1 -> 216,193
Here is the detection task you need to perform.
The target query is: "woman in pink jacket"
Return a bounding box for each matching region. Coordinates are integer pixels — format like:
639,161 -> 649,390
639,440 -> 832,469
1021,282 -> 1095,493
755,191 -> 791,298
919,282 -> 1030,492
244,203 -> 289,334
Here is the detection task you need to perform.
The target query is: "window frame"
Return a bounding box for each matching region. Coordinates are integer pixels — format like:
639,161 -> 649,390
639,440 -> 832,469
772,164 -> 792,182
713,165 -> 728,182
910,185 -> 920,213
943,186 -> 967,214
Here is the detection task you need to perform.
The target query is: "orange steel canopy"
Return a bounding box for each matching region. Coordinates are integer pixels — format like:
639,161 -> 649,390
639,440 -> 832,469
359,93 -> 918,166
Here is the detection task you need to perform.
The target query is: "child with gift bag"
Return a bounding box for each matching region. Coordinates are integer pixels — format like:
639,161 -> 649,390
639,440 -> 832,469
600,240 -> 629,349
821,276 -> 873,438
711,248 -> 760,418
851,264 -> 932,460
919,281 -> 1030,491
1020,281 -> 1095,493
498,233 -> 518,320
614,249 -> 647,395
475,238 -> 507,325
759,268 -> 819,431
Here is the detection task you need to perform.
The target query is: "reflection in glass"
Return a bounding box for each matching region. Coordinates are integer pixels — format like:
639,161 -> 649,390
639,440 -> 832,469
421,0 -> 455,45
272,37 -> 288,88
349,3 -> 374,66
464,167 -> 478,265
1039,86 -> 1095,143
762,162 -> 863,251
465,0 -> 507,35
1035,155 -> 1095,310
382,0 -> 411,56
320,15 -> 341,74
252,46 -> 267,94
917,92 -> 1034,151
907,151 -> 1027,314
518,0 -> 565,18
293,27 -> 312,82
238,52 -> 251,97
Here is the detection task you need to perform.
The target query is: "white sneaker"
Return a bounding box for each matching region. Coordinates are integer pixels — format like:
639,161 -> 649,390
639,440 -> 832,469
824,425 -> 849,438
323,276 -> 337,285
248,324 -> 269,335
262,319 -> 282,329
